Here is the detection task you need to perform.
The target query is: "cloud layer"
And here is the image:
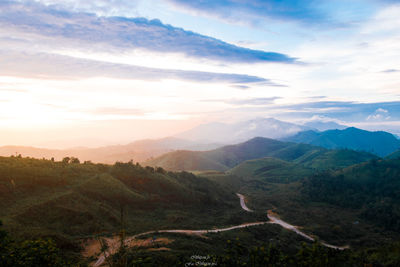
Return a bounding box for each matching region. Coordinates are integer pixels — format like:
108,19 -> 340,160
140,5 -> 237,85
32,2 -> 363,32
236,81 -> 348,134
0,1 -> 296,64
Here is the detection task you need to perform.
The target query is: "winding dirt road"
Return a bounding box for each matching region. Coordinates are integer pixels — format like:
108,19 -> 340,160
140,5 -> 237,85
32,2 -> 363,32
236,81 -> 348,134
92,193 -> 348,266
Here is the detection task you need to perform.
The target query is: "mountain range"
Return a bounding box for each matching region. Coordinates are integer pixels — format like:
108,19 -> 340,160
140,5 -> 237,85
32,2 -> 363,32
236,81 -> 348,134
145,137 -> 378,171
1,118 -> 398,164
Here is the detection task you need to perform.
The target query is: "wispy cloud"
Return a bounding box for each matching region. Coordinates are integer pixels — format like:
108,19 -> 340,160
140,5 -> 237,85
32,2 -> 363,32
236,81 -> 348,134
0,1 -> 296,64
90,107 -> 145,116
0,50 -> 282,86
32,0 -> 140,16
163,0 -> 380,27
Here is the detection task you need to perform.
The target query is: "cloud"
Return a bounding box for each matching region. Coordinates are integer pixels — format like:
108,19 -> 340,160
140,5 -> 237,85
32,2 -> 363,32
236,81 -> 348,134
231,85 -> 250,90
0,50 -> 283,86
226,97 -> 281,105
376,108 -> 388,113
367,108 -> 391,121
0,1 -> 296,64
305,115 -> 345,123
31,0 -> 139,16
90,107 -> 145,116
280,101 -> 398,116
163,0 -> 387,27
202,97 -> 280,106
381,69 -> 400,73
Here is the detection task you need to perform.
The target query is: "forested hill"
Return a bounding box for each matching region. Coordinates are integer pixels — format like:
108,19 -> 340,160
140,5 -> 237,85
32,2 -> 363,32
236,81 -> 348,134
302,158 -> 400,231
284,127 -> 400,157
145,137 -> 378,171
386,149 -> 400,159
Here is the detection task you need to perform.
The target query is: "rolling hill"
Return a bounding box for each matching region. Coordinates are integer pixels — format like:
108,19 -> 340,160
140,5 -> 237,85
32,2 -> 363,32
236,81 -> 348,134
145,137 -> 378,171
284,127 -> 400,157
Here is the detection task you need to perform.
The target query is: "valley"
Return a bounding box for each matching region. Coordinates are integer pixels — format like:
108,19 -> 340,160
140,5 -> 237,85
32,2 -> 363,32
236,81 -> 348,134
1,129 -> 400,266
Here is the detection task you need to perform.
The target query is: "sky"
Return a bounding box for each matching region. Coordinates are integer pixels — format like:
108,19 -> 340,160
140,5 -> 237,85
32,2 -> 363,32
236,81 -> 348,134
0,0 -> 400,148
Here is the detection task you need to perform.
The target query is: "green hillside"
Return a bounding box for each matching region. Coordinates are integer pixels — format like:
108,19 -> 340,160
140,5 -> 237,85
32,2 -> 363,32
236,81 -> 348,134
230,157 -> 313,183
0,156 -> 249,247
146,137 -> 378,172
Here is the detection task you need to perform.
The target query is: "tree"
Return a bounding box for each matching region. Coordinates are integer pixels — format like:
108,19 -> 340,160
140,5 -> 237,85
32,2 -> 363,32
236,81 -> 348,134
0,220 -> 70,267
70,157 -> 80,164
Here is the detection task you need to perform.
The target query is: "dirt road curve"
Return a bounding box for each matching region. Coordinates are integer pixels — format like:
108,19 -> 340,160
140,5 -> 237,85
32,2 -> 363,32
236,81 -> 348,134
237,194 -> 349,250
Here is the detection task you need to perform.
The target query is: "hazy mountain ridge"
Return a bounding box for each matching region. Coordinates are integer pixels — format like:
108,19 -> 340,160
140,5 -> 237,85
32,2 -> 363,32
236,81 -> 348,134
284,127 -> 400,157
0,137 -> 221,164
175,118 -> 312,144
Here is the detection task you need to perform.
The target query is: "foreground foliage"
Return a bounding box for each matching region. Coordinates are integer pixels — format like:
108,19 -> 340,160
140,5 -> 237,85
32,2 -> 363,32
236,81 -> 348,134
0,220 -> 73,267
